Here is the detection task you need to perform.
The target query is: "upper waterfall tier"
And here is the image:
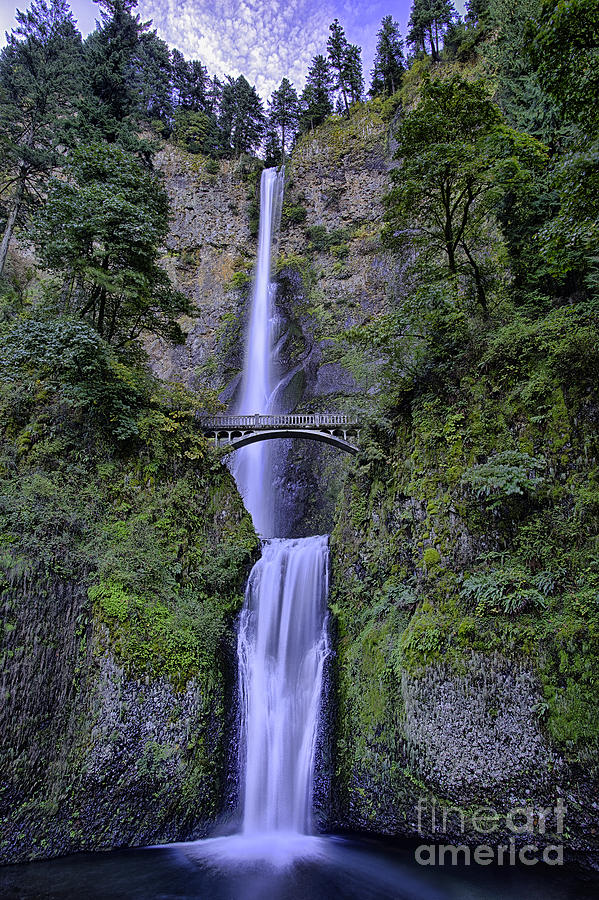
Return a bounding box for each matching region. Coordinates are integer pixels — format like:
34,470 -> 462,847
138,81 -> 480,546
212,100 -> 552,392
233,166 -> 285,537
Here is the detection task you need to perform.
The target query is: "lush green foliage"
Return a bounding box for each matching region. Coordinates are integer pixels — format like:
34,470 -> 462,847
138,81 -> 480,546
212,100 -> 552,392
384,75 -> 547,312
0,312 -> 258,687
32,144 -> 188,345
329,0 -> 599,800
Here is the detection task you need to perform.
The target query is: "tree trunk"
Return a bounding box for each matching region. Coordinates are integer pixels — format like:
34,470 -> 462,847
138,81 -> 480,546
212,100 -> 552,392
0,176 -> 25,277
340,81 -> 350,117
461,241 -> 488,317
0,125 -> 35,277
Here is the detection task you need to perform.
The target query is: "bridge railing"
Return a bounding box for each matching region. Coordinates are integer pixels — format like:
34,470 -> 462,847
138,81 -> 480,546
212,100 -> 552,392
199,413 -> 359,430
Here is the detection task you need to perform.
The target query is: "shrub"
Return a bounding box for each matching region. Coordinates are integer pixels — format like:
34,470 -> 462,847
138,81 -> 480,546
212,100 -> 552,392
281,202 -> 307,228
461,566 -> 552,615
462,450 -> 546,508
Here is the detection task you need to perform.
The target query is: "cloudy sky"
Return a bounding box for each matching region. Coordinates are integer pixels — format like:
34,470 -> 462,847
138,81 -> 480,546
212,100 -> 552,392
1,0 -> 465,100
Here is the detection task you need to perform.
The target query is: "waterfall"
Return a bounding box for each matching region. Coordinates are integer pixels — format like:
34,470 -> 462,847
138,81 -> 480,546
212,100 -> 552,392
233,166 -> 285,538
230,168 -> 330,843
238,536 -> 329,835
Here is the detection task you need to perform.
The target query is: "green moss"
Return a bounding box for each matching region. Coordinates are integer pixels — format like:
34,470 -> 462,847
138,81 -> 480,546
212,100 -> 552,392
280,201 -> 307,228
422,547 -> 441,569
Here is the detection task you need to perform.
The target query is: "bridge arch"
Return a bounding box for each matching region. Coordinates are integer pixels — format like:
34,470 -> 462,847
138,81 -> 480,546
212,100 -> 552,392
200,413 -> 361,455
223,428 -> 358,455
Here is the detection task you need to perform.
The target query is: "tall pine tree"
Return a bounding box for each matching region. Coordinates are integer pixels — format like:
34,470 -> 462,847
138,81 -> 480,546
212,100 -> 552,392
269,78 -> 299,159
327,19 -> 363,116
0,0 -> 83,275
219,75 -> 266,157
299,54 -> 333,132
370,16 -> 405,97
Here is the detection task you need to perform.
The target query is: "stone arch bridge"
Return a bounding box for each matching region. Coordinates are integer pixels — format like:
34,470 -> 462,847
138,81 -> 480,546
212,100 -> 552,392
199,413 -> 361,455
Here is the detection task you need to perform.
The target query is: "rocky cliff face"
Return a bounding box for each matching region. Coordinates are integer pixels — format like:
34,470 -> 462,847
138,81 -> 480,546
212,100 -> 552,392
0,409 -> 258,862
150,102 -> 401,535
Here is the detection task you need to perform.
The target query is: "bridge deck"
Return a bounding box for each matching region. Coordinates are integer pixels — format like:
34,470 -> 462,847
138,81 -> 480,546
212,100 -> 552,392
198,413 -> 360,454
199,413 -> 359,430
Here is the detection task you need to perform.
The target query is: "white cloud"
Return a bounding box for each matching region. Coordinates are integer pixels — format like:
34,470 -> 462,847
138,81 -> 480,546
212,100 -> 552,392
139,0 -> 338,100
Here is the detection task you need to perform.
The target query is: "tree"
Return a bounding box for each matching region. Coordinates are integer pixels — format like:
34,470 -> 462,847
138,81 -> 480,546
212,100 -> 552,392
79,0 -> 161,153
384,76 -> 547,314
268,78 -> 299,159
173,108 -> 220,156
299,54 -> 333,132
32,143 -> 188,345
0,0 -> 82,276
130,29 -> 172,123
370,15 -> 405,97
465,0 -> 490,25
82,0 -> 144,135
406,0 -> 457,61
327,20 -> 364,115
219,75 -> 266,157
263,124 -> 282,167
343,44 -> 364,105
171,48 -> 210,112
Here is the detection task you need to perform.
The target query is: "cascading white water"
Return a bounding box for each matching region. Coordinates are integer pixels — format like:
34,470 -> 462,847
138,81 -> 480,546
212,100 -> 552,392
233,166 -> 285,538
238,536 -> 329,834
231,168 -> 330,842
203,166 -> 329,857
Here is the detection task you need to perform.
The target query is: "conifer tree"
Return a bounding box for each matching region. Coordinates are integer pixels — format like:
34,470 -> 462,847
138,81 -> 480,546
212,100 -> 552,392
299,54 -> 333,132
406,0 -> 457,61
344,43 -> 364,104
219,75 -> 266,157
131,30 -> 172,123
263,124 -> 282,167
327,19 -> 350,115
370,15 -> 405,97
0,0 -> 82,275
327,19 -> 364,116
82,0 -> 146,140
171,49 -> 210,112
268,78 -> 299,159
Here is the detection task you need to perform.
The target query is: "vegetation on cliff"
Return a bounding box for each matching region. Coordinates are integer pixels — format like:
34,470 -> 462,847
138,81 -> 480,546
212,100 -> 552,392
0,309 -> 258,859
324,0 -> 599,840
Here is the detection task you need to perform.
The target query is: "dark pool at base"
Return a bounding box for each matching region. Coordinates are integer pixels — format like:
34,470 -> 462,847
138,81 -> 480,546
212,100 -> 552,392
1,835 -> 597,900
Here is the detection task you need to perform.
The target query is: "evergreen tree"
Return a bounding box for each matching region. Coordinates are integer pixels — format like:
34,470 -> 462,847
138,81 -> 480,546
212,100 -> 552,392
130,30 -> 172,123
171,49 -> 209,112
263,124 -> 282,167
343,44 -> 364,104
299,54 -> 333,132
33,143 -> 188,345
465,0 -> 490,25
327,19 -> 350,115
0,0 -> 83,276
82,0 -> 146,141
370,15 -> 405,97
219,75 -> 266,157
406,0 -> 457,61
205,75 -> 223,117
268,78 -> 299,159
327,19 -> 363,116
